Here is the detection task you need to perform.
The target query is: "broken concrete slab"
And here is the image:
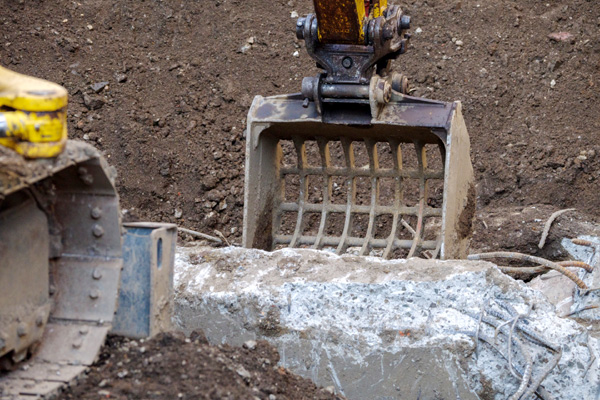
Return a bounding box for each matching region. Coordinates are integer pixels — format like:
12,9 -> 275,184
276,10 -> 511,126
173,245 -> 599,399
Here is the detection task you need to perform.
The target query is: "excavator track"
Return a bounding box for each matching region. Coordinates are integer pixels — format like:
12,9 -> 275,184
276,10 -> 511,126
0,141 -> 122,399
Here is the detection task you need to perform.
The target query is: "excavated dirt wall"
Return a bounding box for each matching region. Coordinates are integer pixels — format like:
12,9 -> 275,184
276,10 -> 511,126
1,0 -> 599,248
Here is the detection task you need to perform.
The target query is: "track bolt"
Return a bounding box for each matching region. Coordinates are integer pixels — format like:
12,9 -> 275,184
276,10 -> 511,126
78,167 -> 94,185
79,328 -> 89,335
72,339 -> 83,349
89,290 -> 100,300
92,268 -> 103,280
92,224 -> 104,238
49,284 -> 56,296
17,324 -> 27,337
35,315 -> 45,327
91,207 -> 102,220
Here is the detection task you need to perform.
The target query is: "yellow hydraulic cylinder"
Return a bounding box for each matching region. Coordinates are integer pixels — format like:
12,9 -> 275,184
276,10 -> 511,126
313,0 -> 387,45
0,66 -> 68,158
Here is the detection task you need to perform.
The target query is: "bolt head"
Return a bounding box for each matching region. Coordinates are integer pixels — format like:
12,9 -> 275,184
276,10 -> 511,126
342,57 -> 353,69
91,207 -> 102,219
92,224 -> 105,238
17,324 -> 27,337
296,17 -> 307,40
92,268 -> 103,280
89,290 -> 100,300
400,15 -> 411,30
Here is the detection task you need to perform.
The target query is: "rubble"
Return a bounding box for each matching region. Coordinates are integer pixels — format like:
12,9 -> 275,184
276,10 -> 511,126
173,245 -> 599,399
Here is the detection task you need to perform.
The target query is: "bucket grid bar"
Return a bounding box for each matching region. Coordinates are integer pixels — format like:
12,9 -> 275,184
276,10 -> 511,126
271,136 -> 445,258
312,137 -> 331,249
243,95 -> 475,260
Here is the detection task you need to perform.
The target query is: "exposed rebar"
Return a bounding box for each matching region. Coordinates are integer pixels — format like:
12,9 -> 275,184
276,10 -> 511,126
463,331 -> 555,400
571,238 -> 598,247
178,227 -> 223,244
487,303 -> 559,352
521,349 -> 562,400
538,208 -> 575,249
475,313 -> 534,398
585,337 -> 596,377
508,310 -> 532,400
564,305 -> 599,318
468,252 -> 588,289
558,260 -> 594,273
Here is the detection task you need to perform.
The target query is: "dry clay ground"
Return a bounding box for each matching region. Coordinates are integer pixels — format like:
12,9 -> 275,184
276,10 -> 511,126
1,0 -> 599,398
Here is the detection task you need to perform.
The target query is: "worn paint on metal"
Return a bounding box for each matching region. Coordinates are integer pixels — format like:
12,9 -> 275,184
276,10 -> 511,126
313,0 -> 366,44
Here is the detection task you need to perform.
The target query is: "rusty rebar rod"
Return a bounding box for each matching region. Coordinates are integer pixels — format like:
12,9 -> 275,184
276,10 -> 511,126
521,349 -> 562,400
477,313 -> 534,398
585,337 -> 596,377
178,227 -> 223,244
465,331 -> 555,400
499,266 -> 548,278
564,305 -> 599,317
538,208 -> 575,249
499,261 -> 592,281
468,252 -> 588,289
508,310 -> 532,400
558,261 -> 594,273
484,303 -> 559,400
488,302 -> 559,352
571,238 -> 599,247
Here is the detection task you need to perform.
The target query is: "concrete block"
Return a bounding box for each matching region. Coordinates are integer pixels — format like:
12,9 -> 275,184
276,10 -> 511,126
174,246 -> 599,399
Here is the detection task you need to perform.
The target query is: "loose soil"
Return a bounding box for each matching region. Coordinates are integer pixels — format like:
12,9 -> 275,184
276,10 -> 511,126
57,332 -> 344,400
2,0 -> 599,397
2,0 -> 599,248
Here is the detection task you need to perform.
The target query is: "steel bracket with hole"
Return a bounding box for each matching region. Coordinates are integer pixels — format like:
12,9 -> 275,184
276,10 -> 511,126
112,223 -> 177,338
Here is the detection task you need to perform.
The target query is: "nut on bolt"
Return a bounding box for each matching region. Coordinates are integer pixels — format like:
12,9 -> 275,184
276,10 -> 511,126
399,15 -> 411,30
17,324 -> 27,337
92,224 -> 104,238
375,78 -> 392,104
296,17 -> 307,40
91,207 -> 102,220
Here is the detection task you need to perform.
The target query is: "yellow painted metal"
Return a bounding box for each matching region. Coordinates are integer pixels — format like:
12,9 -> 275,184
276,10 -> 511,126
371,0 -> 388,17
313,0 -> 366,44
0,66 -> 68,158
0,66 -> 67,112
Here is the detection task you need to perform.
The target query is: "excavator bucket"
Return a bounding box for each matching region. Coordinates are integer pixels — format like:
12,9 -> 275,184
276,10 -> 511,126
243,93 -> 474,259
243,1 -> 475,259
